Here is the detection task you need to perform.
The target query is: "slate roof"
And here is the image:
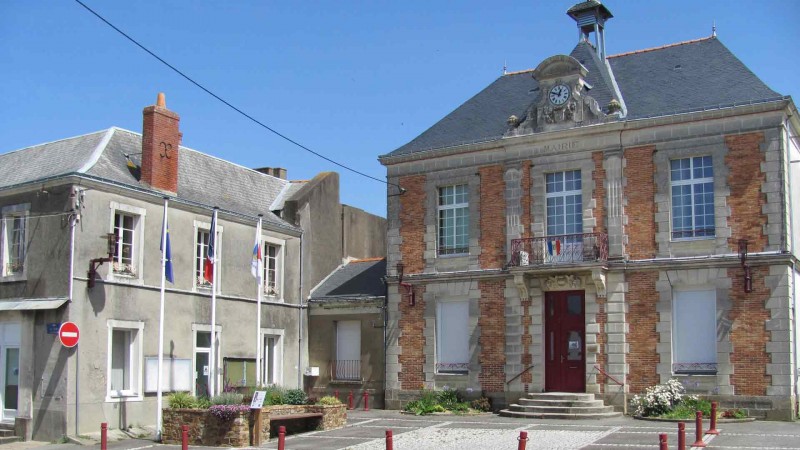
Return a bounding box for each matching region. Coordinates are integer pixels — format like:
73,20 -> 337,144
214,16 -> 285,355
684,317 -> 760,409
0,127 -> 298,230
381,37 -> 783,159
309,258 -> 386,301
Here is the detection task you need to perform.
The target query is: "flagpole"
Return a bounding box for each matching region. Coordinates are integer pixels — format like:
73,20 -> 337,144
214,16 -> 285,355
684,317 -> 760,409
156,197 -> 169,440
209,207 -> 219,397
255,215 -> 263,386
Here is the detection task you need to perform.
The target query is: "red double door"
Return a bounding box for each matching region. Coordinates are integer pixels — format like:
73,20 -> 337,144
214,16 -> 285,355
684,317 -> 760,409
544,290 -> 586,392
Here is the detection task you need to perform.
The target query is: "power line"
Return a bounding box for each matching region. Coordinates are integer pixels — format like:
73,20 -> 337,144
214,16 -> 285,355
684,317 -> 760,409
72,0 -> 401,191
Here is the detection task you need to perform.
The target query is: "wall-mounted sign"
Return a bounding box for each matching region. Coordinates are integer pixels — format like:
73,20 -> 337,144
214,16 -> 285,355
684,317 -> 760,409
47,323 -> 61,335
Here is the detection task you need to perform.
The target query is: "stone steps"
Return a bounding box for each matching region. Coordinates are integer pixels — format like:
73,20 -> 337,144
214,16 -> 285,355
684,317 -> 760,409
499,392 -> 622,420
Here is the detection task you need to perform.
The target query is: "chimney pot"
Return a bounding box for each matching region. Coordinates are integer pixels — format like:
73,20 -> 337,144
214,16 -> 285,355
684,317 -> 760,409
157,92 -> 166,108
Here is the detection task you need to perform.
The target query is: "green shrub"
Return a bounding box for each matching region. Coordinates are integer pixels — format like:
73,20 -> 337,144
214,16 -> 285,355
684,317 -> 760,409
195,397 -> 212,409
264,386 -> 285,405
437,387 -> 461,406
284,389 -> 308,405
631,379 -> 687,417
404,389 -> 441,415
167,392 -> 196,409
448,402 -> 470,414
721,408 -> 746,419
470,397 -> 492,412
317,396 -> 342,406
211,392 -> 244,405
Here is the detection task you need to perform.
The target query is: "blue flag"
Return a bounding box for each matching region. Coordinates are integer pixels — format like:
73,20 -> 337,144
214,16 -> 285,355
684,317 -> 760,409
160,205 -> 174,283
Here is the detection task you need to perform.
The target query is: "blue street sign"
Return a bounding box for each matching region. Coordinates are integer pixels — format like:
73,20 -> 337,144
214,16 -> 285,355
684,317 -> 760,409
47,323 -> 61,335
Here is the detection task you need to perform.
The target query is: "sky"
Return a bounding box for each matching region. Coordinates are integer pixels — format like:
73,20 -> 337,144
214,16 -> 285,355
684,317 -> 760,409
1,1 -> 798,218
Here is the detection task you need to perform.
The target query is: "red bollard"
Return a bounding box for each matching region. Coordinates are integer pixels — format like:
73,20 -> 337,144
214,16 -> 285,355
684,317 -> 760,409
706,402 -> 720,435
659,433 -> 668,450
101,423 -> 108,450
363,391 -> 370,411
334,390 -> 339,401
277,425 -> 286,450
385,429 -> 393,450
517,430 -> 528,450
678,422 -> 686,450
181,425 -> 189,450
348,390 -> 354,410
692,411 -> 706,447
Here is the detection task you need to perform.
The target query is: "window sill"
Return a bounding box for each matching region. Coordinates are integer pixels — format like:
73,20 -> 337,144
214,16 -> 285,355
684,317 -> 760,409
436,253 -> 469,259
106,393 -> 143,403
670,236 -> 716,243
0,273 -> 26,283
109,273 -> 143,286
329,379 -> 364,385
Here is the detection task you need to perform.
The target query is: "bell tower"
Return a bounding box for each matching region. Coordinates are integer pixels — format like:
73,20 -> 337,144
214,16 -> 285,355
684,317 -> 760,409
566,0 -> 613,59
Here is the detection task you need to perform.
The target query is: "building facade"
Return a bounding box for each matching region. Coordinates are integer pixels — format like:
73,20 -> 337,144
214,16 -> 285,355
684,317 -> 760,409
0,94 -> 384,440
379,1 -> 800,420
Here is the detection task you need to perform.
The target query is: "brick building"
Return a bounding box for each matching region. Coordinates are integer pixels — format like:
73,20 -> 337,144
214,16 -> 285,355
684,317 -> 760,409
379,1 -> 800,420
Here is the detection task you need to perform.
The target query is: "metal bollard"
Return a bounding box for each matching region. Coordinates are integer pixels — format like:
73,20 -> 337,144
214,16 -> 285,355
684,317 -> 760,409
181,425 -> 189,450
706,402 -> 720,435
659,433 -> 668,450
278,425 -> 286,450
678,421 -> 686,450
385,429 -> 393,450
348,391 -> 354,410
692,411 -> 706,447
363,391 -> 370,411
517,430 -> 529,450
101,423 -> 108,450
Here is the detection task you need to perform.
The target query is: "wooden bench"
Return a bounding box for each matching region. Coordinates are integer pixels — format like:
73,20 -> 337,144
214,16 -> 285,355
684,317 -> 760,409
269,413 -> 324,436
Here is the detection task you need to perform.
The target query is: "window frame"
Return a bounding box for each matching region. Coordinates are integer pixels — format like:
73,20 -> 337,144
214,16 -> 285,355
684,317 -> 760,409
545,170 -> 583,237
333,320 -> 361,381
435,300 -> 470,375
193,220 -> 223,293
437,184 -> 470,256
192,323 -> 222,398
108,202 -> 146,283
262,236 -> 285,300
1,204 -> 29,281
106,319 -> 144,402
670,156 -> 715,241
261,328 -> 284,386
671,289 -> 717,375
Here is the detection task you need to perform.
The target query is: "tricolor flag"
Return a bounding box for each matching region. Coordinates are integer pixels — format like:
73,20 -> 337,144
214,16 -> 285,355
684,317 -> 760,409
203,210 -> 217,284
160,203 -> 174,283
547,239 -> 561,256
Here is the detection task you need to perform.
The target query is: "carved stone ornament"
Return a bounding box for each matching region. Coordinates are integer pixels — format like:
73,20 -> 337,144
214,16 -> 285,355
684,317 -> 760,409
543,274 -> 583,291
591,269 -> 607,298
514,273 -> 529,300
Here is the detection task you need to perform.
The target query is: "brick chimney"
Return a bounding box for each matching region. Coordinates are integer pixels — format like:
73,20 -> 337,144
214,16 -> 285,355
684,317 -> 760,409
141,93 -> 181,193
254,167 -> 288,179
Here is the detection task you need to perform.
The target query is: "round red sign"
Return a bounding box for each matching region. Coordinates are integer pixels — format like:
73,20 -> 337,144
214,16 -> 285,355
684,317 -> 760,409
59,322 -> 80,348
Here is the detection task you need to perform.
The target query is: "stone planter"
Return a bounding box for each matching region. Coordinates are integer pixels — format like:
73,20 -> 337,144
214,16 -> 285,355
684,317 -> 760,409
163,404 -> 346,447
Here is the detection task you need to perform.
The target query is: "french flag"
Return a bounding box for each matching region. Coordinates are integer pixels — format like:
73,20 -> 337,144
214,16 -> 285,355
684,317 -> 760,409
203,210 -> 217,284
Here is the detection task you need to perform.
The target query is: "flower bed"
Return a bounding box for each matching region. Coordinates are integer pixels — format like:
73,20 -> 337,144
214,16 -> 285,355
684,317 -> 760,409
162,404 -> 346,447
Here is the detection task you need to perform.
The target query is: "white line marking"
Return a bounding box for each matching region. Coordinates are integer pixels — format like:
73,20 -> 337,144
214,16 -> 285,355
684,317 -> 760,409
61,332 -> 78,337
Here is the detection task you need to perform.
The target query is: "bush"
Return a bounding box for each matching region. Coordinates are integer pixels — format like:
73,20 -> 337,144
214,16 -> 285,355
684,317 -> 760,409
404,389 -> 441,415
284,389 -> 308,405
195,397 -> 212,409
264,386 -> 285,405
631,379 -> 687,417
211,392 -> 244,406
470,397 -> 492,412
208,404 -> 249,421
437,387 -> 461,410
317,396 -> 342,406
167,392 -> 197,409
721,408 -> 746,419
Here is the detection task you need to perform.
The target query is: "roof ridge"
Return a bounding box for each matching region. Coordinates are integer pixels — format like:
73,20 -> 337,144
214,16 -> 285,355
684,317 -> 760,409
349,257 -> 386,263
1,127 -> 113,158
504,68 -> 536,77
608,36 -> 714,59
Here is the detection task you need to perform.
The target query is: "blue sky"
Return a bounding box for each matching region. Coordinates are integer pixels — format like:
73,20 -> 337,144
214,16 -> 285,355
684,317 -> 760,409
1,1 -> 798,217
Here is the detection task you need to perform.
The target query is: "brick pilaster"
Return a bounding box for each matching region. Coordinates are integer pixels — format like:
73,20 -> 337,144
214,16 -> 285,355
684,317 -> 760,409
725,132 -> 768,252
624,146 -> 656,260
399,175 -> 427,274
479,165 -> 506,269
728,266 -> 770,396
478,279 -> 506,392
627,271 -> 659,393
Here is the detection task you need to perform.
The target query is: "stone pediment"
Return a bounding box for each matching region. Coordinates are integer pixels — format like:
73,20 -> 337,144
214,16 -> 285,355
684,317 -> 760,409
532,55 -> 588,81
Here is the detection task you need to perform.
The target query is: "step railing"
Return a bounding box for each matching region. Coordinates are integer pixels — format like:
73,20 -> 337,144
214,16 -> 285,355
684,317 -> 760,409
593,364 -> 626,415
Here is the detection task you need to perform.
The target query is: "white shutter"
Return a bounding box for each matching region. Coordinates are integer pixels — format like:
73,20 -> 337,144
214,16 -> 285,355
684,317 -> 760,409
673,290 -> 716,370
336,321 -> 361,361
436,301 -> 469,367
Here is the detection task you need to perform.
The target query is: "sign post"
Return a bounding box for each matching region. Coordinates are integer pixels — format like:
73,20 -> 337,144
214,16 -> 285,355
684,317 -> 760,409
250,391 -> 267,446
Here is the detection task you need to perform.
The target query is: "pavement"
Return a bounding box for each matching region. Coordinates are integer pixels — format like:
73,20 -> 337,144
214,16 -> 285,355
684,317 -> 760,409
5,410 -> 800,449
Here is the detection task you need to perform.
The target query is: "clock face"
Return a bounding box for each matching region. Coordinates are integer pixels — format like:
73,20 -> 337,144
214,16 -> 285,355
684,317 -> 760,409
549,84 -> 570,106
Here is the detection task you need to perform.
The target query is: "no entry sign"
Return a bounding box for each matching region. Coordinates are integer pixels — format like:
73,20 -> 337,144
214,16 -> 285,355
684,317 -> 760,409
59,322 -> 80,348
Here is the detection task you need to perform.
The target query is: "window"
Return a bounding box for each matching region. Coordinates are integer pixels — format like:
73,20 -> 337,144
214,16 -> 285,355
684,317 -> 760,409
109,202 -> 145,280
672,290 -> 717,374
106,320 -> 144,401
195,229 -> 211,289
193,220 -> 223,292
436,301 -> 469,374
1,204 -> 28,278
261,329 -> 284,385
223,358 -> 256,388
262,241 -> 283,298
438,184 -> 469,255
192,324 -> 221,397
546,170 -> 582,237
334,321 -> 361,380
671,156 -> 714,239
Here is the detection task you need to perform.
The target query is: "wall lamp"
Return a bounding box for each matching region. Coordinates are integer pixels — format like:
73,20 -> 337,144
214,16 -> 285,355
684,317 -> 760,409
738,239 -> 753,293
396,262 -> 415,306
87,233 -> 117,288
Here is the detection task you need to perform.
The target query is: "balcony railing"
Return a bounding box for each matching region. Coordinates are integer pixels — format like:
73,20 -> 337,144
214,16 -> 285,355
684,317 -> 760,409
330,359 -> 361,381
509,233 -> 608,267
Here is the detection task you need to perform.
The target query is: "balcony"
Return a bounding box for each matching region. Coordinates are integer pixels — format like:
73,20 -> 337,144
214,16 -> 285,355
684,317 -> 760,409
509,233 -> 608,267
329,359 -> 361,381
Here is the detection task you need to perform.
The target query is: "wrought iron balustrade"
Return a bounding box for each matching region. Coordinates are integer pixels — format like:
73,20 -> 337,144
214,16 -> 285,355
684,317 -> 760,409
509,233 -> 608,267
330,359 -> 361,381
